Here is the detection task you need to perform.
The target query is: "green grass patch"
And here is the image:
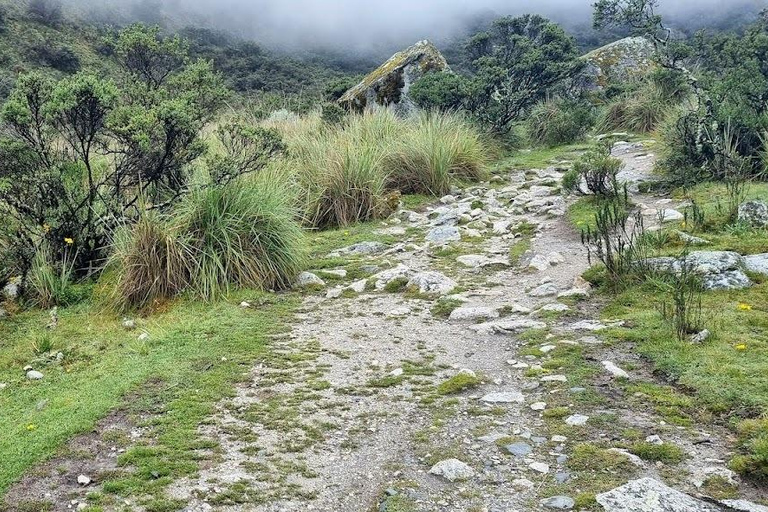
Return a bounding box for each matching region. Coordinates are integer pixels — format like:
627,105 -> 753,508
628,442 -> 685,464
430,298 -> 464,319
436,372 -> 481,395
0,290 -> 297,501
497,143 -> 592,170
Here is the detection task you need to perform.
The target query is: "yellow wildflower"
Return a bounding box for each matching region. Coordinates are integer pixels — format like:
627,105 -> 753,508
64,237 -> 74,245
735,344 -> 747,351
737,303 -> 752,311
26,424 -> 37,431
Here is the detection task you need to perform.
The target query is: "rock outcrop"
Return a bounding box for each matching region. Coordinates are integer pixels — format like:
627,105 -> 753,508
338,40 -> 449,115
581,36 -> 656,89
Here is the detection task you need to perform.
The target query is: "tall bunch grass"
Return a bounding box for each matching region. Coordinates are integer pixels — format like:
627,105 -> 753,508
176,172 -> 305,299
28,241 -> 77,308
109,172 -> 305,309
387,112 -> 489,196
527,99 -> 596,147
600,83 -> 669,134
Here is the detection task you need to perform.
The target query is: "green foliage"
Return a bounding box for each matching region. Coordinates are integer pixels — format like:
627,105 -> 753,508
731,418 -> 768,479
28,241 -> 77,308
464,15 -> 584,133
110,172 -> 305,309
410,72 -> 470,111
629,441 -> 686,463
436,372 -> 481,395
387,112 -> 489,196
0,24 -> 228,290
527,98 -> 596,147
566,143 -> 624,196
652,260 -> 705,342
599,82 -> 670,133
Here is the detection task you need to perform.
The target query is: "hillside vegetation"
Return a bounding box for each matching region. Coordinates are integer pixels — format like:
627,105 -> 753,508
1,1 -> 768,511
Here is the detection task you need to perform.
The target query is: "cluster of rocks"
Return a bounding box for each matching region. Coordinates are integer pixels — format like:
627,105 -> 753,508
646,250 -> 768,291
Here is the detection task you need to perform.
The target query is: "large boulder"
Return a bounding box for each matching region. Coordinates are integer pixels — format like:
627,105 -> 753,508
581,37 -> 656,89
338,40 -> 449,115
596,478 -> 721,511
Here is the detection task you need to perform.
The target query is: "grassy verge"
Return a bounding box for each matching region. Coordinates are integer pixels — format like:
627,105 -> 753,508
0,290 -> 298,501
580,180 -> 768,478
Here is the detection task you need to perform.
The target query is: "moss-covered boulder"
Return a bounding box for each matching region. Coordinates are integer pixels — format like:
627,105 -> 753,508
582,36 -> 656,89
339,40 -> 449,115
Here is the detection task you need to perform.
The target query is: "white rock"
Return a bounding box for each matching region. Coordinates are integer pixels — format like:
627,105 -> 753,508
449,306 -> 499,322
529,283 -> 559,297
428,459 -> 475,482
529,462 -> 550,474
387,307 -> 412,318
541,375 -> 568,383
26,370 -> 43,380
530,402 -> 547,411
480,391 -> 525,404
294,272 -> 325,288
512,478 -> 535,489
551,435 -> 568,443
565,414 -> 589,426
407,271 -> 457,295
602,361 -> 629,379
77,474 -> 91,486
597,478 -> 721,512
347,279 -> 368,293
720,500 -> 768,512
326,287 -> 343,299
389,368 -> 404,377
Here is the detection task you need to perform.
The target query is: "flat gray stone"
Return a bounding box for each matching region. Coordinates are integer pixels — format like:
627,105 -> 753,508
408,271 -> 457,295
470,319 -> 547,335
565,414 -> 589,426
329,241 -> 387,257
505,442 -> 533,457
541,496 -> 575,510
596,478 -> 721,512
529,283 -> 559,297
720,500 -> 768,512
26,370 -> 44,380
426,226 -> 461,244
449,306 -> 499,322
480,391 -> 525,404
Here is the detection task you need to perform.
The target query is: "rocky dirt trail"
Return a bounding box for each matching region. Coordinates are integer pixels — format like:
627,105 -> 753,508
170,142 -> 767,512
8,142 -> 767,512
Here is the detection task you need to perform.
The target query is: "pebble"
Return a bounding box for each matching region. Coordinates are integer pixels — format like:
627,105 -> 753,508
26,370 -> 44,380
530,402 -> 547,411
529,462 -> 550,474
77,474 -> 91,486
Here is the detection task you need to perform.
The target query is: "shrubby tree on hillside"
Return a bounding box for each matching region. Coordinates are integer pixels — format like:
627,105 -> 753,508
410,15 -> 583,134
0,24 -> 237,280
464,15 -> 584,133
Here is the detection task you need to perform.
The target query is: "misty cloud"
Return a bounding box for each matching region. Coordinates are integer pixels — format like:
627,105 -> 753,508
68,0 -> 768,54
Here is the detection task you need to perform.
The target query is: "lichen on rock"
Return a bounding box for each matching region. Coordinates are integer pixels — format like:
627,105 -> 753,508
581,36 -> 656,89
338,40 -> 450,115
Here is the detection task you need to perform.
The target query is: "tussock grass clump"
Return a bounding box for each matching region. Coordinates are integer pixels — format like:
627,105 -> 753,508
269,109 -> 490,228
387,112 -> 489,196
176,173 -> 305,299
110,173 -> 305,310
527,99 -> 596,147
600,84 -> 670,134
110,214 -> 191,312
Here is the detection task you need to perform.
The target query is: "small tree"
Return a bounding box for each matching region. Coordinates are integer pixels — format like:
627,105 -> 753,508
463,15 -> 584,133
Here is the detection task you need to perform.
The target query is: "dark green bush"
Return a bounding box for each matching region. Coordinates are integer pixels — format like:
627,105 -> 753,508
410,72 -> 469,111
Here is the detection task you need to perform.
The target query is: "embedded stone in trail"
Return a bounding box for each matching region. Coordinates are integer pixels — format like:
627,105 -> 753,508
505,442 -> 533,457
426,225 -> 461,243
428,459 -> 475,482
329,241 -> 388,257
541,496 -> 575,510
407,271 -> 457,295
602,361 -> 629,379
470,319 -> 547,335
449,306 -> 499,322
720,500 -> 768,512
565,414 -> 589,426
480,391 -> 525,404
596,478 -> 722,512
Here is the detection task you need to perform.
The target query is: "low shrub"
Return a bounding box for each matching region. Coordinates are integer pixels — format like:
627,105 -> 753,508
563,143 -> 623,196
731,418 -> 768,479
527,99 -> 596,147
387,112 -> 489,196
